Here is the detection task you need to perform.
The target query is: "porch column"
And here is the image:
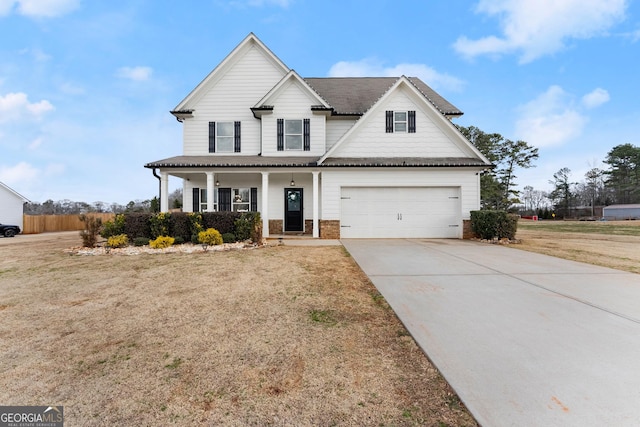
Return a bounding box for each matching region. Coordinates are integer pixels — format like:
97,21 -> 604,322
312,171 -> 319,238
261,172 -> 269,238
160,172 -> 169,212
206,172 -> 215,212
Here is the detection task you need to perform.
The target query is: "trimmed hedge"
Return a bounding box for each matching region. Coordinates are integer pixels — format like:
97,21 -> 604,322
116,211 -> 262,244
470,210 -> 519,240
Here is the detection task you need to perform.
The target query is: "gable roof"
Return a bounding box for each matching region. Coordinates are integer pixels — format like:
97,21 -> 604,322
172,33 -> 290,116
0,181 -> 29,202
252,70 -> 331,115
304,77 -> 462,117
318,76 -> 490,165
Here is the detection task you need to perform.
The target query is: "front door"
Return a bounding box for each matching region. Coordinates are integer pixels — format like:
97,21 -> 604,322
284,188 -> 303,232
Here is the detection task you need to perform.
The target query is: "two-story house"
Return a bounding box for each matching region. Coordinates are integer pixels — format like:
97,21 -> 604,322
145,33 -> 491,239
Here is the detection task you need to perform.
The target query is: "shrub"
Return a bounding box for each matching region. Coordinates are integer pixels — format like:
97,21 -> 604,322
198,228 -> 223,246
79,214 -> 102,248
471,210 -> 519,240
202,212 -> 239,235
133,237 -> 150,247
124,213 -> 152,239
222,232 -> 236,243
188,212 -> 204,244
101,214 -> 125,238
149,235 -> 175,249
150,212 -> 171,239
234,212 -> 262,243
106,234 -> 129,248
173,236 -> 185,245
170,212 -> 192,242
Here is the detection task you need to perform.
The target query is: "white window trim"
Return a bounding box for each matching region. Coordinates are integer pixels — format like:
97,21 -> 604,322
394,111 -> 407,133
285,119 -> 303,151
217,121 -> 235,153
232,188 -> 250,212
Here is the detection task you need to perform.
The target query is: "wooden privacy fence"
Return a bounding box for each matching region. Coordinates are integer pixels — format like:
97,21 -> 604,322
22,213 -> 115,234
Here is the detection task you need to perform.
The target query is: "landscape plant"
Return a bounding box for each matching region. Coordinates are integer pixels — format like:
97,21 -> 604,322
100,214 -> 125,238
149,235 -> 175,249
198,228 -> 223,246
79,214 -> 102,248
106,234 -> 129,248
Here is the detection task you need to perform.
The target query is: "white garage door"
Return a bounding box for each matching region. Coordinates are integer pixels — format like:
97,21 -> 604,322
340,187 -> 461,238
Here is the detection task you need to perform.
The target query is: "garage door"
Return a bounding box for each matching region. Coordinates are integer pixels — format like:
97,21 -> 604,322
340,187 -> 461,238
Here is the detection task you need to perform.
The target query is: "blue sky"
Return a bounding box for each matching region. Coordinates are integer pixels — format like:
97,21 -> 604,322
1,0 -> 638,204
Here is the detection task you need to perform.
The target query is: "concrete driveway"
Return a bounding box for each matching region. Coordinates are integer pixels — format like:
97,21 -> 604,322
342,238 -> 640,427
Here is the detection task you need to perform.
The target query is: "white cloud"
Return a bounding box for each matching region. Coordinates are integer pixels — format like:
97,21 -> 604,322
0,0 -> 79,17
454,0 -> 627,63
247,0 -> 292,6
328,58 -> 465,92
115,66 -> 153,82
0,92 -> 54,122
0,161 -> 39,186
582,88 -> 610,108
515,85 -> 587,147
28,136 -> 43,150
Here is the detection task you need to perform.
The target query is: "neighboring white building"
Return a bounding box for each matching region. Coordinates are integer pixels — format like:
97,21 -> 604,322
603,204 -> 640,220
146,33 -> 492,239
0,181 -> 29,232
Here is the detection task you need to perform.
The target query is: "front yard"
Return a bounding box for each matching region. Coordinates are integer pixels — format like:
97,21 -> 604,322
0,233 -> 476,426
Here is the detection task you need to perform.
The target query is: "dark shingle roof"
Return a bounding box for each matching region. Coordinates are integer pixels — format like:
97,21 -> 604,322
145,155 -> 486,169
303,77 -> 462,116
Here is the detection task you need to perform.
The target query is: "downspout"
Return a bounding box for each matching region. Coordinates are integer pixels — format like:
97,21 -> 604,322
152,168 -> 161,210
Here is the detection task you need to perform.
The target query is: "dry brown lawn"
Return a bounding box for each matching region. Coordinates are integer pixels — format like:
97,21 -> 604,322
513,220 -> 640,274
0,232 -> 476,426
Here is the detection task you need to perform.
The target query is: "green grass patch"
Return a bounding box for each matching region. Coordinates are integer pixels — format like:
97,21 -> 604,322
309,309 -> 337,326
518,220 -> 640,236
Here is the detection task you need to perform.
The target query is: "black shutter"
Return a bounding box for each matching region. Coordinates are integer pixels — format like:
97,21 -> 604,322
192,188 -> 200,212
303,118 -> 310,151
250,188 -> 257,211
277,119 -> 284,151
385,111 -> 394,133
234,121 -> 241,152
218,188 -> 231,211
208,122 -> 215,153
408,111 -> 416,133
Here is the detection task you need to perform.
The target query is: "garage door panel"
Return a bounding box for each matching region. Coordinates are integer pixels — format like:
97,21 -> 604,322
341,187 -> 461,238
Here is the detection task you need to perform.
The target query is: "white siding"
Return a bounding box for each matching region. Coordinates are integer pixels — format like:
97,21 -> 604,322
182,45 -> 286,156
320,169 -> 480,221
325,118 -> 356,151
261,80 -> 326,157
330,87 -> 469,158
0,187 -> 25,231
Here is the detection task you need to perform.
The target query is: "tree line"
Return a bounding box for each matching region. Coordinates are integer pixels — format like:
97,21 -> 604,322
24,189 -> 184,215
457,125 -> 640,218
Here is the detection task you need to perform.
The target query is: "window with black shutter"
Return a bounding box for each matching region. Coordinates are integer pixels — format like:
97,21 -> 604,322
277,119 -> 284,151
385,111 -> 394,133
208,122 -> 215,153
303,118 -> 310,151
250,188 -> 257,211
234,121 -> 241,152
408,110 -> 416,133
192,188 -> 200,212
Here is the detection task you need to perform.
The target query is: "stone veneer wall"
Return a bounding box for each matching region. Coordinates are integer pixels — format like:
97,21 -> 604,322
269,220 -> 283,235
462,219 -> 476,239
320,220 -> 340,239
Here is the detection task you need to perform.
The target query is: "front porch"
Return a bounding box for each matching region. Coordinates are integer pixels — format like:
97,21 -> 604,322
158,169 -> 329,238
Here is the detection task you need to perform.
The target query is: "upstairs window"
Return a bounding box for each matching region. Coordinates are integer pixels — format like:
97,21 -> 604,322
277,118 -> 311,151
209,121 -> 241,153
385,111 -> 416,133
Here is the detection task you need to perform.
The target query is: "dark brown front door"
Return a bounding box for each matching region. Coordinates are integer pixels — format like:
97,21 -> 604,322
284,188 -> 303,232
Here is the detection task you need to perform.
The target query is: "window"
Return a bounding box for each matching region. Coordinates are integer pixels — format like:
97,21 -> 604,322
386,111 -> 416,133
394,112 -> 407,132
277,118 -> 310,151
193,188 -> 218,212
208,121 -> 241,153
285,120 -> 302,150
232,188 -> 250,212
